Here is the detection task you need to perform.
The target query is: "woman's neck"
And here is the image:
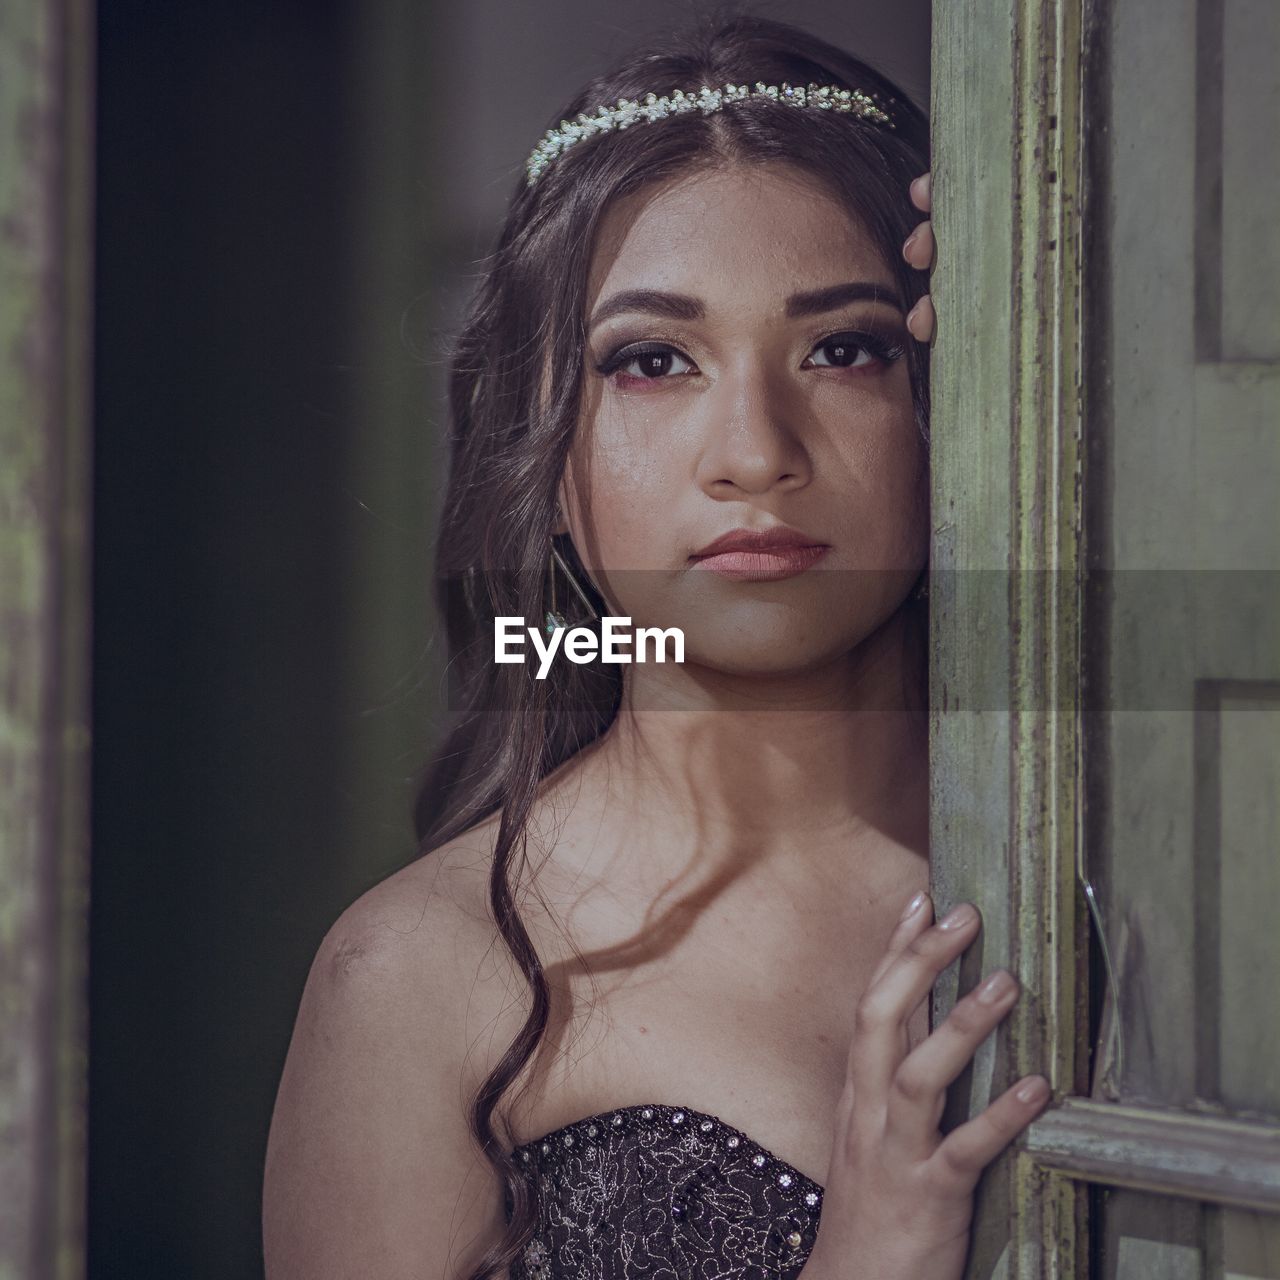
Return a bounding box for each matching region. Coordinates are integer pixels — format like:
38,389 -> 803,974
556,607 -> 929,861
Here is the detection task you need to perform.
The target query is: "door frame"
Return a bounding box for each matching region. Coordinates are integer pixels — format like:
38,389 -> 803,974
0,0 -> 95,1276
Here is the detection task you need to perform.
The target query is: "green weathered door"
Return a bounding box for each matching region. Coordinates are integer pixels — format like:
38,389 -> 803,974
930,0 -> 1280,1274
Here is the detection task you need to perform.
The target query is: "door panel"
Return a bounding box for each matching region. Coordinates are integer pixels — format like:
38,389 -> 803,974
1084,0 -> 1280,1124
1199,686 -> 1280,1119
1100,1188 -> 1204,1280
1216,0 -> 1280,363
1097,1188 -> 1280,1280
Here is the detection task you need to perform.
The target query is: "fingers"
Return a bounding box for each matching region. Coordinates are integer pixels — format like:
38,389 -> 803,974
906,295 -> 935,343
910,171 -> 931,212
903,172 -> 935,344
931,1075 -> 1053,1185
902,220 -> 934,271
847,892 -> 934,1081
867,890 -> 935,988
883,967 -> 1022,1156
849,903 -> 982,1097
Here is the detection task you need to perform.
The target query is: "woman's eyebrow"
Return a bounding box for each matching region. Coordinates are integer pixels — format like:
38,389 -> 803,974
588,280 -> 904,332
785,280 -> 904,317
588,289 -> 703,331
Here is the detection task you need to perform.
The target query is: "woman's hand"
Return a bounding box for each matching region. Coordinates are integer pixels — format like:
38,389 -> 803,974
903,172 -> 935,343
800,893 -> 1051,1280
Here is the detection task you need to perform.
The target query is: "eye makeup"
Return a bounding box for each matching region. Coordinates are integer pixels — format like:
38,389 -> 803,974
591,321 -> 907,385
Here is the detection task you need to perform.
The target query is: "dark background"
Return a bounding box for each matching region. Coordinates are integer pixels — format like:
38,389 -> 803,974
89,2 -> 929,1274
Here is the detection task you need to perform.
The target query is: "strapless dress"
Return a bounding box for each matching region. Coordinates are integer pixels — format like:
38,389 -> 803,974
505,1101 -> 825,1279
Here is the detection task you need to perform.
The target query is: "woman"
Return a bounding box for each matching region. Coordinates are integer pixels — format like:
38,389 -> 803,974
263,15 -> 1050,1280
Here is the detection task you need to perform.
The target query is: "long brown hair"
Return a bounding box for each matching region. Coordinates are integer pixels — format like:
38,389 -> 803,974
412,14 -> 931,1277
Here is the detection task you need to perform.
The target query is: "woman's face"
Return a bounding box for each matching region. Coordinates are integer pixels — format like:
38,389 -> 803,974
558,161 -> 927,677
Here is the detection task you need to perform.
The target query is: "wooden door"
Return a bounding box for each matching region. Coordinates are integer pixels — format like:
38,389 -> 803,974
930,0 -> 1280,1274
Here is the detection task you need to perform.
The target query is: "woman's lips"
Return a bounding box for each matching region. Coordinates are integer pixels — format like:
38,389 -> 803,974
688,544 -> 830,581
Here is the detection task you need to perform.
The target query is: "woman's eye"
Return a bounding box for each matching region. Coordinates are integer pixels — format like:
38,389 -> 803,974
805,331 -> 904,371
595,332 -> 903,385
599,344 -> 696,382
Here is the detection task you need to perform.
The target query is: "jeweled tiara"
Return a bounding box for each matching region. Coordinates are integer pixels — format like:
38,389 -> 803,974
525,80 -> 895,186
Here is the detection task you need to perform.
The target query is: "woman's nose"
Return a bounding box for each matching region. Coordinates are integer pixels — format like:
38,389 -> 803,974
692,363 -> 812,497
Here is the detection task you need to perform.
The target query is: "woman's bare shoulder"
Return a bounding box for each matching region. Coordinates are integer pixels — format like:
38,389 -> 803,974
263,815 -> 525,1280
289,811 -> 532,1100
322,819 -> 506,984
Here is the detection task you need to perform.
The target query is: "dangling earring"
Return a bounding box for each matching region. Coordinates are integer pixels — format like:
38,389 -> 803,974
544,541 -> 599,635
544,545 -> 566,636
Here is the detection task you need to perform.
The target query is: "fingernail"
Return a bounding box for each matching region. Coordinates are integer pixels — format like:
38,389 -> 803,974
902,229 -> 920,261
939,902 -> 978,930
911,173 -> 929,200
1015,1077 -> 1050,1105
977,969 -> 1016,1004
900,890 -> 929,922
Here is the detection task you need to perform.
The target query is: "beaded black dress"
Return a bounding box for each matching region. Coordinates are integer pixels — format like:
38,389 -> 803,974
506,1102 -> 825,1279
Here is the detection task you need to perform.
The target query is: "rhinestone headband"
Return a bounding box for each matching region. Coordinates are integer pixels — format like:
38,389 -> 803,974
525,80 -> 895,186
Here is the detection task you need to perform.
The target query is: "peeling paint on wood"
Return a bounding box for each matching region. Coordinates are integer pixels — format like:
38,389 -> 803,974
1026,1099 -> 1280,1211
929,0 -> 1087,1274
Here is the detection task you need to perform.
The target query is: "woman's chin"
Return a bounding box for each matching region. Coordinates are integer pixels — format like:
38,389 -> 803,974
600,587 -> 907,683
640,622 -> 862,684
678,651 -> 850,683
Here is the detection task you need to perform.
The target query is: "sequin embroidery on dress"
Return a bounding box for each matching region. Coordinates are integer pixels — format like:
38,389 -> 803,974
505,1102 -> 825,1279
